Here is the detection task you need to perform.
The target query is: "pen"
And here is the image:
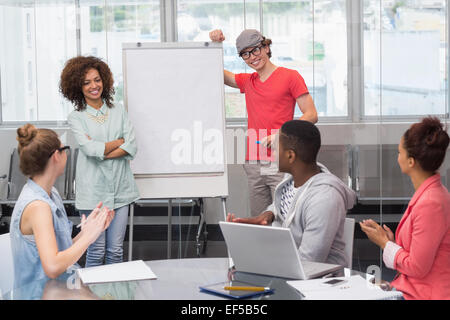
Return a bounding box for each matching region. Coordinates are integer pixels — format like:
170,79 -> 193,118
224,286 -> 270,292
256,141 -> 261,144
76,221 -> 86,229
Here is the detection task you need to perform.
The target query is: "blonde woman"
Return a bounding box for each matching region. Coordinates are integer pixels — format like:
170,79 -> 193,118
10,124 -> 114,289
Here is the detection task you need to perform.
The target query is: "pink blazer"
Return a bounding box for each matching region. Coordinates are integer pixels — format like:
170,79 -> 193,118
391,174 -> 450,300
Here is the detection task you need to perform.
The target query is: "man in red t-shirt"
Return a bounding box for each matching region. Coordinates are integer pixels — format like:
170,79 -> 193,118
210,29 -> 318,217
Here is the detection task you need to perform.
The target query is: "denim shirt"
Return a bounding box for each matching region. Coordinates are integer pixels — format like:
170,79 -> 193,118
9,179 -> 75,290
67,103 -> 140,210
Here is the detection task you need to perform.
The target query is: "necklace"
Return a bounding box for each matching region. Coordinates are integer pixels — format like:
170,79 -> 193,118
87,108 -> 109,124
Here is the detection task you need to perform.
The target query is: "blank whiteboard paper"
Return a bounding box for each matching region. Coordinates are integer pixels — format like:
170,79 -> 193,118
123,42 -> 228,199
123,42 -> 226,176
77,260 -> 157,284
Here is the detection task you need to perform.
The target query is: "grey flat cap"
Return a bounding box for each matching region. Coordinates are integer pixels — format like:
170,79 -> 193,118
236,29 -> 264,54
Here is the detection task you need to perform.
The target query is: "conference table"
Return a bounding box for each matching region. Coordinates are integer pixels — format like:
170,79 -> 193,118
1,258 -> 380,300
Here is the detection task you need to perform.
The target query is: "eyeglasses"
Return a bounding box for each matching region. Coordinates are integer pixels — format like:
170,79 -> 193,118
48,146 -> 70,158
239,45 -> 263,60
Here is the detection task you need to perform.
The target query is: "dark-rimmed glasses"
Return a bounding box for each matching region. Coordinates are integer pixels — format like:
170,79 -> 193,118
48,146 -> 70,158
239,45 -> 263,60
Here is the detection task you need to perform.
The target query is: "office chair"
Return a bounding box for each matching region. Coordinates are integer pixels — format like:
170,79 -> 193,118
6,149 -> 27,201
343,218 -> 355,269
7,148 -> 70,201
317,144 -> 353,189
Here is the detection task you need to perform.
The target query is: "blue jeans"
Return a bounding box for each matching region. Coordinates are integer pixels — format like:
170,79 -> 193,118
79,205 -> 129,267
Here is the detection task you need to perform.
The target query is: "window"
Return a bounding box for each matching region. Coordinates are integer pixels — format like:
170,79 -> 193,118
177,0 -> 348,119
0,2 -> 77,122
177,0 -> 248,119
264,1 -> 348,118
82,1 -> 160,108
363,0 -> 447,117
0,0 -> 160,122
1,1 -> 448,123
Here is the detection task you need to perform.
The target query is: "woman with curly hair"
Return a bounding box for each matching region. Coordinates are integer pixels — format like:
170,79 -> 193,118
360,117 -> 450,300
60,56 -> 139,267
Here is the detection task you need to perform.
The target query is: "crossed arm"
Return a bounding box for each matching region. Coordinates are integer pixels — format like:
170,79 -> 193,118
104,146 -> 128,159
68,107 -> 137,161
85,134 -> 128,159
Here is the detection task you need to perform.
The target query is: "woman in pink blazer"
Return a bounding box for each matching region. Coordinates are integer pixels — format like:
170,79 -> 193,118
360,117 -> 450,300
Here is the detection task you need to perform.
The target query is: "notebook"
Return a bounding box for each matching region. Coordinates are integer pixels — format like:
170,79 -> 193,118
287,275 -> 404,300
200,280 -> 274,299
76,260 -> 157,284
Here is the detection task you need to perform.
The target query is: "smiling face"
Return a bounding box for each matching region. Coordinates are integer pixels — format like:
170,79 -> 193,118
241,44 -> 271,71
81,68 -> 103,106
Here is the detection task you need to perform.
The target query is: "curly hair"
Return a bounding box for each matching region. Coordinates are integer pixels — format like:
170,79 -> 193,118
59,56 -> 115,111
261,37 -> 273,58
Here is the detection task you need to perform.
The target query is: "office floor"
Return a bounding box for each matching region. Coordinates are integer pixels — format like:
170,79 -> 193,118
76,240 -> 227,268
125,240 -> 229,261
75,222 -> 230,267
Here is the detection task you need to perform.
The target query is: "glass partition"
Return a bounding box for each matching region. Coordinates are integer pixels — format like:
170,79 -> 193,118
360,0 -> 448,281
364,0 -> 446,117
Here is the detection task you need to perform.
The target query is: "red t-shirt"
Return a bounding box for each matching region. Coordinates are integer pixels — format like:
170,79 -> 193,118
235,67 -> 309,161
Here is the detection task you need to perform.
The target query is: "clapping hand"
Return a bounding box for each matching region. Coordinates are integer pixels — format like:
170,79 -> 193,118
359,219 -> 394,249
80,202 -> 115,245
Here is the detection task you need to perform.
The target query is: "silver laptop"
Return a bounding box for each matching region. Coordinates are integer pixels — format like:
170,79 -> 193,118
219,221 -> 343,280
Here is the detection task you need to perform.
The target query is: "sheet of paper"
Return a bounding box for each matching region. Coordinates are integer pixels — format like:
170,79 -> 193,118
287,275 -> 403,300
76,260 -> 157,284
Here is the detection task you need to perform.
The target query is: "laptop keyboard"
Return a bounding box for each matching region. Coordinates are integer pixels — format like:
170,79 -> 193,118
302,263 -> 316,275
303,261 -> 342,278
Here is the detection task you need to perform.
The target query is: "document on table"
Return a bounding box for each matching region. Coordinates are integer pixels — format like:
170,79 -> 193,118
76,260 -> 157,284
287,275 -> 403,300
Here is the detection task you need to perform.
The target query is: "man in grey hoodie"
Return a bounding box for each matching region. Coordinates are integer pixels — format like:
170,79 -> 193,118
228,120 -> 356,267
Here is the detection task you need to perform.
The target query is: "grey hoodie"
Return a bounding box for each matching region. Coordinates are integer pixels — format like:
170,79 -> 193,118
267,163 -> 356,267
